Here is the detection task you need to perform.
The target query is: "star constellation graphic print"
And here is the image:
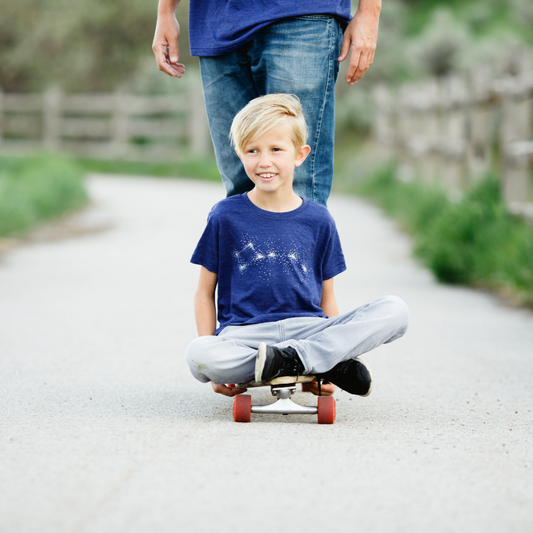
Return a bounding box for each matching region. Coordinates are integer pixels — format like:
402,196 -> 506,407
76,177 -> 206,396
232,235 -> 311,286
190,193 -> 346,333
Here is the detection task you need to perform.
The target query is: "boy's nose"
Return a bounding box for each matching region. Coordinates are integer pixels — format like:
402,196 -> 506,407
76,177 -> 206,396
259,154 -> 272,167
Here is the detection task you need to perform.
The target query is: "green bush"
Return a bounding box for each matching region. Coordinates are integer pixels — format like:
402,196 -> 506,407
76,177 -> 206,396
0,155 -> 88,237
354,163 -> 449,235
352,164 -> 533,307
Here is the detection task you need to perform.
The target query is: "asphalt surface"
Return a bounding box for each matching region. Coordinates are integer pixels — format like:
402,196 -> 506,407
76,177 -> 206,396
1,174 -> 532,533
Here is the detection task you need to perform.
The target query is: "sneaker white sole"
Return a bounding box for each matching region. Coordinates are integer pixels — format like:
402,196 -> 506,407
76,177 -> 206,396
255,342 -> 267,383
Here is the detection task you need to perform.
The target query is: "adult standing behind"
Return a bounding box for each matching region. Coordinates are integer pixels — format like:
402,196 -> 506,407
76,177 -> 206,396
153,0 -> 381,207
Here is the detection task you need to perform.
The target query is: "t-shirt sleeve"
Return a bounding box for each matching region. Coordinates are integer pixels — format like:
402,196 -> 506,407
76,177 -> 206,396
322,217 -> 347,280
190,207 -> 220,274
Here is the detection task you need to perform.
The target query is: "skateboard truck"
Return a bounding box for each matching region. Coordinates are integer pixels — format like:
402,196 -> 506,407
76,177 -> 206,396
230,376 -> 336,424
252,384 -> 318,415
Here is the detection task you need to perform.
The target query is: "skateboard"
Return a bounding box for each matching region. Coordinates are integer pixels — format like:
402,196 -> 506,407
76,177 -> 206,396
229,375 -> 336,424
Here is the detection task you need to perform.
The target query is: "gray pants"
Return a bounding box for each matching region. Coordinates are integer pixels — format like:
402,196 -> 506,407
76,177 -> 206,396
185,295 -> 409,384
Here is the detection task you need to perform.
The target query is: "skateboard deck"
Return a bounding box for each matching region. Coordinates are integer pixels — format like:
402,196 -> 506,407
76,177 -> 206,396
234,374 -> 317,389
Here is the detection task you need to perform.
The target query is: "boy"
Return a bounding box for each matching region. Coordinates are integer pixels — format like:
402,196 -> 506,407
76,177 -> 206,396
185,94 -> 408,397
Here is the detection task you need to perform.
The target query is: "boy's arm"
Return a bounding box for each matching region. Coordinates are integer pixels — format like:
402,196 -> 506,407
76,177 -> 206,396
194,266 -> 246,397
152,0 -> 186,78
194,266 -> 218,336
320,277 -> 340,318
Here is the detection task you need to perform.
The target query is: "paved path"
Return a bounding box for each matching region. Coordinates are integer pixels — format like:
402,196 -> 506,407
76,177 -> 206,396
1,175 -> 532,533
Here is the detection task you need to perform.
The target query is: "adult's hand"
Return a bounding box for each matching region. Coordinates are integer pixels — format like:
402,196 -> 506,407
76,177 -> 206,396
152,8 -> 186,78
338,1 -> 381,85
211,383 -> 248,397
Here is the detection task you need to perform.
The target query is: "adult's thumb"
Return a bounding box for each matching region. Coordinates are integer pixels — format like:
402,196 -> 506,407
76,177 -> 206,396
169,45 -> 180,64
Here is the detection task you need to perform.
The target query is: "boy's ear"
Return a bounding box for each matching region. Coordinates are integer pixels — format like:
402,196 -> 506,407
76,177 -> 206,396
235,148 -> 243,162
294,145 -> 311,168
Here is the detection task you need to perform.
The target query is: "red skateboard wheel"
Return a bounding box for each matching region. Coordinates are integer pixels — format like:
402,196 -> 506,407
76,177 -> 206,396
317,396 -> 336,424
233,394 -> 251,423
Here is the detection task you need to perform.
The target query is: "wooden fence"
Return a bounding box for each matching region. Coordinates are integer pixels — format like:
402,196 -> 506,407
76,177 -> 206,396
372,56 -> 533,218
0,86 -> 211,162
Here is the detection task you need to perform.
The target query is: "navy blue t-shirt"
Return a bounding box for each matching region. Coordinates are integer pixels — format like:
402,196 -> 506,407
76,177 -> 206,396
191,194 -> 346,334
189,0 -> 352,56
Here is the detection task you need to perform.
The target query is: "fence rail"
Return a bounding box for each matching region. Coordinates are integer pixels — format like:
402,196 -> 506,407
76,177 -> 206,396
0,86 -> 211,162
372,55 -> 533,218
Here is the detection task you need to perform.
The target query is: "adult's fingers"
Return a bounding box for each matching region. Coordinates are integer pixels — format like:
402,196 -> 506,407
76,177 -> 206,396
153,44 -> 185,77
347,50 -> 376,84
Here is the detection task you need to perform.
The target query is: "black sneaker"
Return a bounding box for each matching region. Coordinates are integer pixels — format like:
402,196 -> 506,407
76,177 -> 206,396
255,342 -> 305,383
319,358 -> 373,396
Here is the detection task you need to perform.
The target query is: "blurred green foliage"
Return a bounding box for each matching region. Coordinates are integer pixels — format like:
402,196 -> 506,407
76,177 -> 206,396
0,0 -> 193,92
340,0 -> 533,89
402,0 -> 533,41
0,155 -> 88,236
349,163 -> 533,307
2,0 -> 531,94
335,0 -> 533,134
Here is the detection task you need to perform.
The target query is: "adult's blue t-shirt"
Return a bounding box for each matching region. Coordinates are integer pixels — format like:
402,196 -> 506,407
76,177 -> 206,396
189,0 -> 352,57
191,193 -> 346,334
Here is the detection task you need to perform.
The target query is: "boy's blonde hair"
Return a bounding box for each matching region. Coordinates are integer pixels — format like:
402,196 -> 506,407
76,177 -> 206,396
230,94 -> 308,154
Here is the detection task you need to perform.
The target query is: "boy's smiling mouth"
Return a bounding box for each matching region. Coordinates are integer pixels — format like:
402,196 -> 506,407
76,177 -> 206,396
257,173 -> 278,181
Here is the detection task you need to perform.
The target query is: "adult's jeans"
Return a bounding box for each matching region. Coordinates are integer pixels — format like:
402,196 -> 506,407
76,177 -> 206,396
185,296 -> 409,384
199,15 -> 343,207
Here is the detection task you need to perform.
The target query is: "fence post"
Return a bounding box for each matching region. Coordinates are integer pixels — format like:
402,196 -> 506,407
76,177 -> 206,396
505,142 -> 533,218
441,75 -> 468,194
396,84 -> 414,181
189,85 -> 209,157
373,84 -> 395,160
421,79 -> 440,185
112,88 -> 129,159
500,53 -> 533,215
408,82 -> 427,180
43,86 -> 61,151
468,66 -> 494,181
411,79 -> 439,185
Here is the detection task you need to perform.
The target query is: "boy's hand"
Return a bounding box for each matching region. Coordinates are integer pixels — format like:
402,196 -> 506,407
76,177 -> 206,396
338,6 -> 380,85
305,381 -> 336,396
152,12 -> 186,78
211,383 -> 248,397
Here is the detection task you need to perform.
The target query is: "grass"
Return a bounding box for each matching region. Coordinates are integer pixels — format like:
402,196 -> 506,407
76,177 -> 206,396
0,154 -> 88,238
338,160 -> 533,307
0,152 -> 220,239
77,156 -> 220,182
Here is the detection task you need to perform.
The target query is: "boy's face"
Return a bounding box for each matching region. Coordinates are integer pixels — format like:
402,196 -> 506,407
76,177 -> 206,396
237,124 -> 310,198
